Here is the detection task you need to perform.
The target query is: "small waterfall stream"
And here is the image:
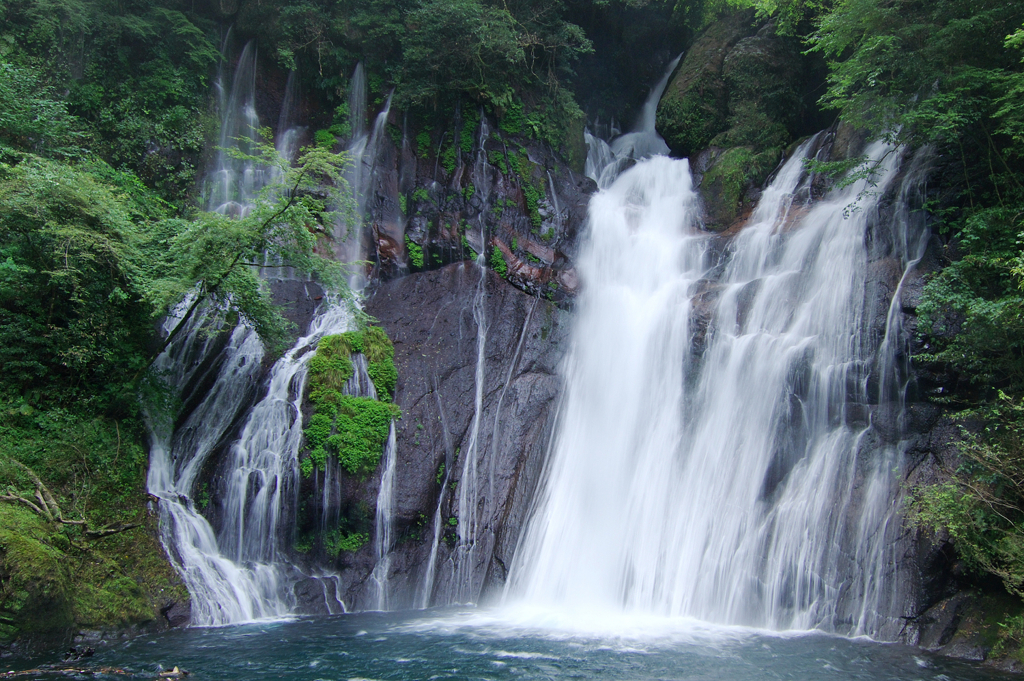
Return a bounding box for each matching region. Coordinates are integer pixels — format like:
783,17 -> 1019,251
148,53 -> 400,624
585,55 -> 681,188
371,422 -> 398,610
417,113 -> 495,606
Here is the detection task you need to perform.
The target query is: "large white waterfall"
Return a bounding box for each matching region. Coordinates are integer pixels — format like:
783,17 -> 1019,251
507,131 -> 922,636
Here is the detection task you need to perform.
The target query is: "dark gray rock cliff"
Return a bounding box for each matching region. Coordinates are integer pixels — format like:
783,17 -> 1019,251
283,263 -> 571,612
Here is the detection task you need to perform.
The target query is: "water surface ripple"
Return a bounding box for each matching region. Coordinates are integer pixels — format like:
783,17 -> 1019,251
4,609 -> 1014,680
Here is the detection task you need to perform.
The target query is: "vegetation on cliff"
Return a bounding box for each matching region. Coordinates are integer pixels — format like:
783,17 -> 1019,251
296,328 -> 399,557
302,328 -> 400,478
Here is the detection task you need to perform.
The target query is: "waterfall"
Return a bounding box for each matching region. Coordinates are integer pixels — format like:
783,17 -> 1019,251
418,390 -> 453,608
583,130 -> 617,188
146,303 -> 267,625
273,70 -> 304,180
349,62 -> 367,142
609,53 -> 681,162
452,113 -> 495,604
149,52 -> 399,624
148,302 -> 355,625
546,171 -> 563,232
585,55 -> 682,188
508,133 -> 924,636
338,64 -> 393,289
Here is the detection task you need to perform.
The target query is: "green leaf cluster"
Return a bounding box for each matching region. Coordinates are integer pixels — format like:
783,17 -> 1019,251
490,247 -> 509,278
405,236 -> 425,270
324,528 -> 368,555
1,0 -> 219,204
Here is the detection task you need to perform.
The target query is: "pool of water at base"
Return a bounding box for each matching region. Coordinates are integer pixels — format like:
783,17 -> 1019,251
2,607 -> 1016,680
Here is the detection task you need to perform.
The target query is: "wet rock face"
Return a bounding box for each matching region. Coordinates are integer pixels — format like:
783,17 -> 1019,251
361,110 -> 594,304
313,264 -> 569,610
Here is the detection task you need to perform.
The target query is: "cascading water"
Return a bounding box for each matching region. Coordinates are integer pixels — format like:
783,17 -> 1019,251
507,130 -> 925,637
206,40 -> 304,216
149,302 -> 355,625
584,55 -> 682,189
206,41 -> 263,216
148,49 -> 400,623
146,303 -> 268,625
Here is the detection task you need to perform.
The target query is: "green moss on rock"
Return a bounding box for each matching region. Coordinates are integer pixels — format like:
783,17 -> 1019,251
656,10 -> 756,158
701,146 -> 781,231
657,12 -> 805,162
714,32 -> 804,152
363,326 -> 398,401
327,397 -> 396,475
0,506 -> 72,641
302,327 -> 400,477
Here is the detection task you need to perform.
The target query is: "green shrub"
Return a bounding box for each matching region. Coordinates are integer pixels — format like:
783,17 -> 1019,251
461,108 -> 479,153
324,528 -> 368,555
314,129 -> 336,148
412,187 -> 431,204
416,130 -> 433,158
441,144 -> 458,175
327,397 -> 395,474
490,247 -> 508,277
405,235 -> 425,269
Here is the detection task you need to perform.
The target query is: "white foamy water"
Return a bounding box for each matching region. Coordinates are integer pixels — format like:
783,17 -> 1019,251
508,136 -> 921,637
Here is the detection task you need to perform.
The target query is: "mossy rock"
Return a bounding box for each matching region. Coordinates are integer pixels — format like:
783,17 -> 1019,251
657,12 -> 806,161
301,327 -> 400,478
655,10 -> 757,158
714,31 -> 804,151
700,145 -> 781,231
0,506 -> 73,643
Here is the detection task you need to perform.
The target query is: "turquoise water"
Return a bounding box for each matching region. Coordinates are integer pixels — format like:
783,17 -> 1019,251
3,608 -> 1014,680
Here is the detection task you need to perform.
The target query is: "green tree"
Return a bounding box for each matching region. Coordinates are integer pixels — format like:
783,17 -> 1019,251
147,139 -> 355,360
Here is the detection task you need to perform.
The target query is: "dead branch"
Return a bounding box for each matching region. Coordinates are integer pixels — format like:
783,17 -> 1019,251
84,522 -> 141,540
0,459 -> 140,541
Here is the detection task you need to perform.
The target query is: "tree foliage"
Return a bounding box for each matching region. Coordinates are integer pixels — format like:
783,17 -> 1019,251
1,0 -> 218,204
0,61 -> 354,413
